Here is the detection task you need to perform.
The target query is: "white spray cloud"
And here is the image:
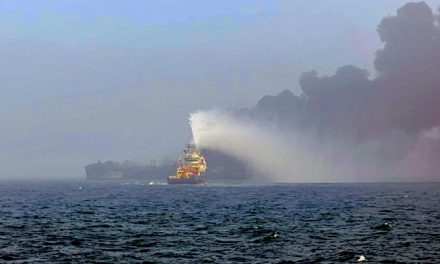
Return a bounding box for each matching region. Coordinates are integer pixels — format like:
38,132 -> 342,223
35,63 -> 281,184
188,110 -> 425,182
189,110 -> 346,182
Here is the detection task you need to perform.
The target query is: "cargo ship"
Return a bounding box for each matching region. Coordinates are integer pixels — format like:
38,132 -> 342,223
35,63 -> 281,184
167,142 -> 207,184
85,159 -> 176,181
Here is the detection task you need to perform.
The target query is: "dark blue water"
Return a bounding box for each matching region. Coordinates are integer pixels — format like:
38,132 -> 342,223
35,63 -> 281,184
0,181 -> 439,263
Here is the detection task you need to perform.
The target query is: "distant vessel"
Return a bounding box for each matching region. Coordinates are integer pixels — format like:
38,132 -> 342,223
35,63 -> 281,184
167,143 -> 207,184
85,160 -> 175,181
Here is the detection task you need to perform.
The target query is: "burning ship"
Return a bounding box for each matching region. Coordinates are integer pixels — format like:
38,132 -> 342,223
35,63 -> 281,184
167,142 -> 207,184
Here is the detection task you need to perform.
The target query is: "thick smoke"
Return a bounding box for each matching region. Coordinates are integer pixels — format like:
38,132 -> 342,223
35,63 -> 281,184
190,2 -> 440,182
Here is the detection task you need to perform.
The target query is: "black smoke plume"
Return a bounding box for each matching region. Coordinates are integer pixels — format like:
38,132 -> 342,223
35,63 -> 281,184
241,1 -> 440,180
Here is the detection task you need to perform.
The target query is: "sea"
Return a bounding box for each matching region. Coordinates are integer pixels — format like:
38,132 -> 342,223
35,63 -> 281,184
0,181 -> 439,263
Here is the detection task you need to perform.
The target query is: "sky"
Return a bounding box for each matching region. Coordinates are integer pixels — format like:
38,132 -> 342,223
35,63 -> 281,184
0,0 -> 439,179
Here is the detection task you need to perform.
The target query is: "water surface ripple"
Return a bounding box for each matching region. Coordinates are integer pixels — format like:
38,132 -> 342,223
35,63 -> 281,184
0,182 -> 439,263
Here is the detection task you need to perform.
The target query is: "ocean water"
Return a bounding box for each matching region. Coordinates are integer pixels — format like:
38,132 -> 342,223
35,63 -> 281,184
0,181 -> 439,263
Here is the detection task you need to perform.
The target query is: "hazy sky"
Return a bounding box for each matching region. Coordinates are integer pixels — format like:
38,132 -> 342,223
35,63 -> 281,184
1,0 -> 440,178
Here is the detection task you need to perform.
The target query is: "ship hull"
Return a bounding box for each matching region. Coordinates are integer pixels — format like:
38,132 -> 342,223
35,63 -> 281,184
167,175 -> 206,185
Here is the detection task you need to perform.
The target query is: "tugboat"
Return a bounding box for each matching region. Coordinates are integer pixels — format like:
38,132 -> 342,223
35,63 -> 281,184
167,142 -> 207,184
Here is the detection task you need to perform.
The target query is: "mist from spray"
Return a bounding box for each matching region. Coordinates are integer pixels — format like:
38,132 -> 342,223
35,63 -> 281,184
189,110 -> 360,182
189,110 -> 428,182
190,110 -> 284,181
